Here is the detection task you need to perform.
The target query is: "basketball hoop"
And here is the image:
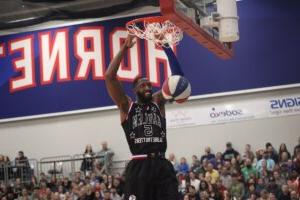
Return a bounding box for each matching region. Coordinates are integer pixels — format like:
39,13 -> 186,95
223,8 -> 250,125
126,16 -> 183,48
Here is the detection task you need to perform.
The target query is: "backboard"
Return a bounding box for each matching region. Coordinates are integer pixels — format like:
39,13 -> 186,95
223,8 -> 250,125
160,0 -> 239,59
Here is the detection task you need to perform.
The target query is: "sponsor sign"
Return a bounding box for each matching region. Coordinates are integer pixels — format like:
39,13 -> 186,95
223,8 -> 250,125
167,94 -> 300,128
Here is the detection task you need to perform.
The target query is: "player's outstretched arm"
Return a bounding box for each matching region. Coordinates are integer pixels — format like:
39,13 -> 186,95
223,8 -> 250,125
105,35 -> 136,115
153,37 -> 184,108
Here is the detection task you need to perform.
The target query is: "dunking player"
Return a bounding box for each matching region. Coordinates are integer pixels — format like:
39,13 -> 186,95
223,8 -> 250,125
105,34 -> 183,200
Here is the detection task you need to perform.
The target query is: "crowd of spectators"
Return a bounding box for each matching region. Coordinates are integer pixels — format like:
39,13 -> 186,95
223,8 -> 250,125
0,151 -> 32,183
80,142 -> 114,176
171,139 -> 300,200
0,139 -> 300,200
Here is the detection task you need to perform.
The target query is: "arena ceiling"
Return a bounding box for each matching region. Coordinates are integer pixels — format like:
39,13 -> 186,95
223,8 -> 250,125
0,0 -> 159,30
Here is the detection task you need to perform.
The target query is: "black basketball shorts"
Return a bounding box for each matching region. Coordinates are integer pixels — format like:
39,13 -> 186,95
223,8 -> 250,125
124,158 -> 179,200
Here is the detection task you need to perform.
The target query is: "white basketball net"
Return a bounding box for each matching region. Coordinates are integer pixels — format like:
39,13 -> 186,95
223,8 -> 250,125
127,19 -> 183,48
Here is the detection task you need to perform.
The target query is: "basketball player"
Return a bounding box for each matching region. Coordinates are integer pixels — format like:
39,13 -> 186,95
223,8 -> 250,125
105,34 -> 182,200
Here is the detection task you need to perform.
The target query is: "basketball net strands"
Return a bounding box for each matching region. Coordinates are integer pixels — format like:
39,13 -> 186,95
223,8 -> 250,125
126,0 -> 239,59
126,16 -> 184,48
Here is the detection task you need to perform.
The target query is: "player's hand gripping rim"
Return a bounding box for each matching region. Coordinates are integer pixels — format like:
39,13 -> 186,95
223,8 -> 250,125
124,34 -> 136,49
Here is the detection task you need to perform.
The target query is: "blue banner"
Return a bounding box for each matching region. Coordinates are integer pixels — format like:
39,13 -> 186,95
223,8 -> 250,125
0,0 -> 300,121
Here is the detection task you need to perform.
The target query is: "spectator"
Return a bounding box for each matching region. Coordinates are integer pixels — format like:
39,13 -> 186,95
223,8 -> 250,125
215,180 -> 227,200
208,184 -> 223,200
57,185 -> 65,196
279,152 -> 290,167
265,143 -> 274,152
230,157 -> 241,173
223,190 -> 232,200
39,172 -> 47,183
85,184 -> 95,199
74,171 -> 84,185
200,147 -> 215,163
266,145 -> 279,164
20,188 -> 30,200
80,144 -> 95,175
246,193 -> 257,200
205,163 -> 219,184
210,152 -> 223,170
293,136 -> 300,158
256,151 -> 275,172
168,153 -> 179,173
62,176 -> 71,192
219,166 -> 232,189
278,143 -> 291,162
14,151 -> 31,180
273,170 -> 286,187
243,180 -> 257,200
198,158 -> 209,175
199,190 -> 211,200
97,141 -> 114,174
178,157 -> 189,176
199,180 -> 209,193
269,192 -> 277,200
255,149 -> 264,161
258,189 -> 269,200
183,194 -> 189,200
38,181 -> 48,199
77,187 -> 87,200
110,187 -> 121,200
255,178 -> 266,195
186,185 -> 199,200
94,191 -> 102,200
257,160 -> 272,183
107,175 -> 113,190
190,155 -> 201,174
265,176 -> 280,197
47,175 -> 58,192
51,192 -> 60,200
287,170 -> 299,192
112,177 -> 124,197
293,152 -> 300,174
103,189 -> 112,200
277,184 -> 290,200
12,178 -> 23,197
31,187 -> 40,200
189,171 -> 200,192
243,144 -> 255,163
178,173 -> 188,196
0,155 -> 5,182
93,160 -> 104,176
28,176 -> 39,191
222,142 -> 239,162
229,173 -> 244,200
241,158 -> 257,182
102,174 -> 108,185
0,155 -> 11,182
290,190 -> 299,200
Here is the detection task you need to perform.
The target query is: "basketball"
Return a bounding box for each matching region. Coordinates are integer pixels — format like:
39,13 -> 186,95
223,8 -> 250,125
162,75 -> 191,103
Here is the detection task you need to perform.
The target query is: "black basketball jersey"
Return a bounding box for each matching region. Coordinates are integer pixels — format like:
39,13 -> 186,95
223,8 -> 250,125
121,101 -> 167,155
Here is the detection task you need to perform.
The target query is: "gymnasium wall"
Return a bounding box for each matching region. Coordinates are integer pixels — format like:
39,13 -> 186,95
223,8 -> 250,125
0,86 -> 299,162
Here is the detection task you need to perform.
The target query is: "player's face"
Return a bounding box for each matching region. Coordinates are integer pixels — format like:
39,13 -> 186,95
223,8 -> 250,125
135,78 -> 152,103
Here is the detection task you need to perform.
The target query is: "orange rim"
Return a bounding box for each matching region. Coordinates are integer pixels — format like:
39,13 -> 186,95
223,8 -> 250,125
126,16 -> 167,28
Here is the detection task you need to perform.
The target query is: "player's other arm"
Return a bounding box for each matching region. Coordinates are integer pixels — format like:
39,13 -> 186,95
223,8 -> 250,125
105,35 -> 136,119
162,44 -> 184,76
153,44 -> 184,112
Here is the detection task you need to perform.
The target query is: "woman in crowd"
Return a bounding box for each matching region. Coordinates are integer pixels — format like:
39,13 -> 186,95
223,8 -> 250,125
81,144 -> 95,175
